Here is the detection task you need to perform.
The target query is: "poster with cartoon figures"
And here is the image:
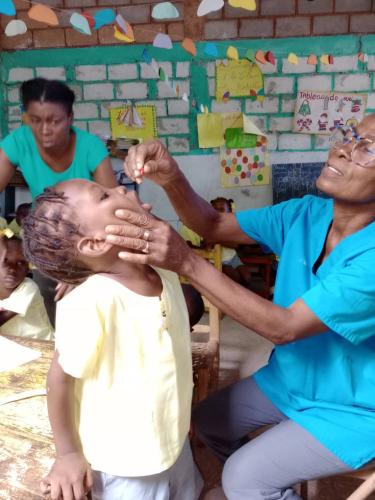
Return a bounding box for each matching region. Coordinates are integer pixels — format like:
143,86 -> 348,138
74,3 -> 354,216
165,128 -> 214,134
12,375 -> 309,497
293,91 -> 367,135
220,137 -> 270,188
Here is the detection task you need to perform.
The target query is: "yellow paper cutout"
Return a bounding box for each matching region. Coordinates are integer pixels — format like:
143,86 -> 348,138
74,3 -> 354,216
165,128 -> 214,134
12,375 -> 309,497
228,0 -> 256,10
197,113 -> 224,148
216,60 -> 263,101
221,112 -> 243,134
288,53 -> 298,65
320,54 -> 330,65
109,105 -> 157,140
114,25 -> 134,42
227,46 -> 239,60
243,115 -> 266,136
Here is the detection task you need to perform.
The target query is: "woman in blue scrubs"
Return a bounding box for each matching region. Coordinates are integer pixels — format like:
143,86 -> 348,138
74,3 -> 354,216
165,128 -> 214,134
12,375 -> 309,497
107,115 -> 375,500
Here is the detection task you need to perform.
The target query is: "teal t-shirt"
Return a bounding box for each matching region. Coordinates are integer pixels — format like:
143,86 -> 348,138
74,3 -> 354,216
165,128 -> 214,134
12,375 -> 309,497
0,125 -> 108,199
236,195 -> 375,469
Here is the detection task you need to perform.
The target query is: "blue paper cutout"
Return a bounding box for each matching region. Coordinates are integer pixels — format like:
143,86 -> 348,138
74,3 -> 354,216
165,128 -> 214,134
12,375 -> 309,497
204,42 -> 218,57
142,48 -> 152,64
0,0 -> 16,16
93,9 -> 116,30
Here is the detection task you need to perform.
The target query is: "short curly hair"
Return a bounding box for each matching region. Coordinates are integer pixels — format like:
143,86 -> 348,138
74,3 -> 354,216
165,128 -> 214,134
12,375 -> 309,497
22,188 -> 92,284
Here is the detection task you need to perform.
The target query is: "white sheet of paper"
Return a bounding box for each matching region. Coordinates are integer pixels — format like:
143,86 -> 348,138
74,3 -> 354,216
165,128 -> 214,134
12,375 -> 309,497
0,336 -> 41,372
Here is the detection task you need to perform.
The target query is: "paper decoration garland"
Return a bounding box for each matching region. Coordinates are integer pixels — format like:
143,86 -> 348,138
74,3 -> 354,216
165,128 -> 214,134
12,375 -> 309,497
82,12 -> 95,30
0,0 -> 15,16
358,52 -> 368,63
197,0 -> 224,17
182,38 -> 196,56
246,48 -> 255,62
255,50 -> 267,64
153,33 -> 173,49
152,2 -> 179,19
307,54 -> 318,65
114,25 -> 134,43
70,13 -> 91,35
227,46 -> 239,60
93,9 -> 116,30
320,54 -> 330,65
228,0 -> 256,10
28,4 -> 59,26
5,19 -> 27,36
204,42 -> 219,57
115,14 -> 135,41
287,53 -> 298,65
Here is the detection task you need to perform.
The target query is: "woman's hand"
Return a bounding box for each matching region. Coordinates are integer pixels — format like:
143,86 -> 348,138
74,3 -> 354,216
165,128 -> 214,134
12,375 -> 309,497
54,282 -> 75,302
124,139 -> 181,186
40,452 -> 92,500
105,206 -> 193,275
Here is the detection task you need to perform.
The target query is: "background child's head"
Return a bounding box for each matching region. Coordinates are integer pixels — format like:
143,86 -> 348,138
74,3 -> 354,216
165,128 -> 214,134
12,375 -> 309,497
0,236 -> 28,291
15,203 -> 31,226
210,197 -> 234,214
23,179 -> 144,284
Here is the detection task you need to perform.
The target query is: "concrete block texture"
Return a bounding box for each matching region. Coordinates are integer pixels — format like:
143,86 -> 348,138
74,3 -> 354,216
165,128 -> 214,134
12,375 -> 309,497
276,16 -> 311,37
76,65 -> 106,81
35,67 -> 66,80
265,76 -> 295,94
108,64 -> 138,81
116,82 -> 148,100
245,96 -> 279,114
278,133 -> 311,150
239,18 -> 274,38
298,75 -> 332,91
334,73 -> 370,91
335,0 -> 371,11
167,137 -> 190,153
8,68 -> 34,83
319,55 -> 358,73
350,13 -> 375,32
204,20 -> 238,40
261,0 -> 295,16
157,117 -> 189,135
313,15 -> 348,35
83,83 -> 114,100
298,0 -> 333,14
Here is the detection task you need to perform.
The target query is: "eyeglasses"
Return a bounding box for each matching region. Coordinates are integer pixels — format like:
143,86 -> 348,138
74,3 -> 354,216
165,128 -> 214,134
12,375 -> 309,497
331,126 -> 375,168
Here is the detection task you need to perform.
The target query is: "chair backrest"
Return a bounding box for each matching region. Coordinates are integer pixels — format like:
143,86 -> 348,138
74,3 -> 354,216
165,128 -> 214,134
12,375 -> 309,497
346,469 -> 375,500
192,244 -> 222,273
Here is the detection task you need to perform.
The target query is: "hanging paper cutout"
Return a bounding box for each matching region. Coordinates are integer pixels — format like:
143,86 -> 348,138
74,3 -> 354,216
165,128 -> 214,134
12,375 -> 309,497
255,50 -> 267,64
228,0 -> 256,10
227,46 -> 239,60
0,0 -> 15,16
328,54 -> 334,64
307,54 -> 317,65
117,105 -> 143,128
320,54 -> 330,65
93,9 -> 116,30
204,42 -> 219,57
28,4 -> 59,26
245,48 -> 255,62
265,51 -> 275,65
216,60 -> 263,101
220,138 -> 270,187
153,33 -> 173,49
114,25 -> 134,43
358,52 -> 368,63
288,53 -> 298,65
159,67 -> 166,81
197,0 -> 224,17
115,14 -> 135,41
197,113 -> 224,148
142,48 -> 152,64
70,13 -> 91,35
5,20 -> 27,36
152,2 -> 179,19
109,105 -> 157,140
182,38 -> 197,56
82,12 -> 95,30
182,93 -> 189,102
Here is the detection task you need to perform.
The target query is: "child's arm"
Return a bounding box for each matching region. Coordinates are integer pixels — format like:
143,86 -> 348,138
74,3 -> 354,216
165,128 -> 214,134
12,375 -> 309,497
41,351 -> 93,500
0,308 -> 17,325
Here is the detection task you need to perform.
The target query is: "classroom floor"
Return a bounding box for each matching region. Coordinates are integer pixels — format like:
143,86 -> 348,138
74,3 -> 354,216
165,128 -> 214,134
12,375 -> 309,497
193,315 -> 375,500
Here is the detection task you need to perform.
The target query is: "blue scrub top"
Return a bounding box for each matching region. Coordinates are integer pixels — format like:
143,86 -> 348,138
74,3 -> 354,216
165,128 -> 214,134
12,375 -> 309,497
236,195 -> 375,469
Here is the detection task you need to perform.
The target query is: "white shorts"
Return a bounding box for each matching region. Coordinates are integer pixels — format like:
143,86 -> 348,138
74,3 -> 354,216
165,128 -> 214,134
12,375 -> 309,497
91,439 -> 203,500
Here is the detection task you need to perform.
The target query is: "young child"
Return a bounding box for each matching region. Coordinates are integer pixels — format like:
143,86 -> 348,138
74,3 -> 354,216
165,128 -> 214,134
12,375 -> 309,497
0,234 -> 53,340
8,202 -> 32,237
22,179 -> 202,500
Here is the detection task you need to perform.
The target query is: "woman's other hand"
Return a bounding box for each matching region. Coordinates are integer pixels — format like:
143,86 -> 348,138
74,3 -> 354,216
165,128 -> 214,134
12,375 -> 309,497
124,139 -> 180,186
54,282 -> 75,302
105,206 -> 193,275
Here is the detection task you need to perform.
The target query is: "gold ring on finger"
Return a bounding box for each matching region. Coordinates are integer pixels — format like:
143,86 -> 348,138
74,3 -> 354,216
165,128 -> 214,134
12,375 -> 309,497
142,241 -> 150,254
144,229 -> 150,241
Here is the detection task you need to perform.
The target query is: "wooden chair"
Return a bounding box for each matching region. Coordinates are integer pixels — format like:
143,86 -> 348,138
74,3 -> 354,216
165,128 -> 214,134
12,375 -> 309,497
190,244 -> 222,405
239,252 -> 276,299
300,465 -> 375,500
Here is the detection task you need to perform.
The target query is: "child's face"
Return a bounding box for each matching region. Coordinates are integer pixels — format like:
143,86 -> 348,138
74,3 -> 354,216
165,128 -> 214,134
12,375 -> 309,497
212,200 -> 232,213
0,240 -> 28,290
57,179 -> 144,238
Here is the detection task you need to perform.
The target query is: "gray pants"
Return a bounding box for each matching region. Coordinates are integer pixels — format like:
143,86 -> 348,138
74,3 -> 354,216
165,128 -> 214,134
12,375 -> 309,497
192,377 -> 351,500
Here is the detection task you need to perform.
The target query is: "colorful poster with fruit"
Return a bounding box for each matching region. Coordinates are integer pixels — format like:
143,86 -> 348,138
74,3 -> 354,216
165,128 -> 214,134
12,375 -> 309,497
220,136 -> 269,187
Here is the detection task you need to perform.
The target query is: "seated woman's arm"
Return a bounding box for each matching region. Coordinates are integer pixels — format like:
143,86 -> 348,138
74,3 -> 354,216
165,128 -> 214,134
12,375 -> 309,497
0,150 -> 17,192
93,157 -> 117,188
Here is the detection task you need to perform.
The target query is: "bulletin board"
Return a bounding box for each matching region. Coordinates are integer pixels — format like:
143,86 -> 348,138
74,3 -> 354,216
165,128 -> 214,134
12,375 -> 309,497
109,105 -> 157,140
293,91 -> 367,135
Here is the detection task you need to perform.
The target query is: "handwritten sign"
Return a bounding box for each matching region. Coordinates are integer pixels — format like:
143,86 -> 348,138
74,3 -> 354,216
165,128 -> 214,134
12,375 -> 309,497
293,90 -> 367,135
216,60 -> 263,101
109,105 -> 157,140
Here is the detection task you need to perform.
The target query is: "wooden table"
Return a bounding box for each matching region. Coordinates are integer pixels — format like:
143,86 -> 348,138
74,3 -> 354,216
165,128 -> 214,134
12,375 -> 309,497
0,336 -> 54,499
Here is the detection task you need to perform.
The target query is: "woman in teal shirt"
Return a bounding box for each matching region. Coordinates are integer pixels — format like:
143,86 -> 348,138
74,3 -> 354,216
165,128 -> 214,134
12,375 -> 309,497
0,78 -> 116,198
106,116 -> 375,499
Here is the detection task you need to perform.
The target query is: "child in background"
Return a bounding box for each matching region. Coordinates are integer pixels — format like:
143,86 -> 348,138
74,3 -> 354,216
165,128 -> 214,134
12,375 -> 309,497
23,179 -> 202,500
8,202 -> 32,237
0,235 -> 53,340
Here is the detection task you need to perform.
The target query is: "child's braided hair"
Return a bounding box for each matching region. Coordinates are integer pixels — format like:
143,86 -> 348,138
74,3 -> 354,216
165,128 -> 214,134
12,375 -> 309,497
22,188 -> 92,285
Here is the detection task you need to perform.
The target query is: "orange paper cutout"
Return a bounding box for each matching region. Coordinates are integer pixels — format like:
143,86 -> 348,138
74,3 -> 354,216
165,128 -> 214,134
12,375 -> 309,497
255,50 -> 266,64
182,38 -> 196,56
28,4 -> 59,26
307,54 -> 317,65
